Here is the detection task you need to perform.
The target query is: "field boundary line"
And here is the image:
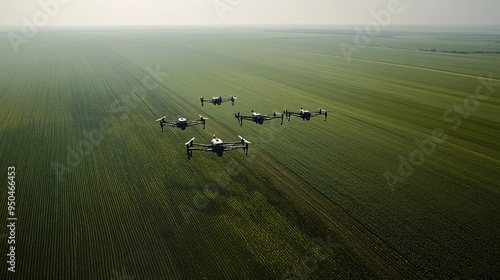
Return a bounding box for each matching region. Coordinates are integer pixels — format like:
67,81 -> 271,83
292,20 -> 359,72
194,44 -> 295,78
347,57 -> 500,81
281,47 -> 500,82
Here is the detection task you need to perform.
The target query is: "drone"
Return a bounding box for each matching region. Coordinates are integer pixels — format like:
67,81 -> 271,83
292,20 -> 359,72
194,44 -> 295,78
284,108 -> 327,122
155,115 -> 208,132
235,111 -> 284,126
200,96 -> 237,106
185,135 -> 251,159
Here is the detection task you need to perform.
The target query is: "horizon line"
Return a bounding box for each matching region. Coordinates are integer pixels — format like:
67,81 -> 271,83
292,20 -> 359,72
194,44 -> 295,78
1,23 -> 500,28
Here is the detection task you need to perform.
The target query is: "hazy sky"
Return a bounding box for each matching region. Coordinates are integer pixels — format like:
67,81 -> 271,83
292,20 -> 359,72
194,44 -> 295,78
1,0 -> 499,26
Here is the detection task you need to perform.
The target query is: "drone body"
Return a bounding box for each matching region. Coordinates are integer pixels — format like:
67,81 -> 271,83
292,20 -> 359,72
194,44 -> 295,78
185,135 -> 250,159
200,96 -> 237,106
155,115 -> 208,132
284,108 -> 327,122
235,111 -> 284,126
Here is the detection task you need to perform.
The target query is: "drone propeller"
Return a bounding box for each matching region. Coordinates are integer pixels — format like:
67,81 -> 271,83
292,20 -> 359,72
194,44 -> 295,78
185,137 -> 195,146
155,116 -> 166,122
318,108 -> 328,121
238,135 -> 251,144
234,112 -> 243,126
199,115 -> 209,120
284,110 -> 291,121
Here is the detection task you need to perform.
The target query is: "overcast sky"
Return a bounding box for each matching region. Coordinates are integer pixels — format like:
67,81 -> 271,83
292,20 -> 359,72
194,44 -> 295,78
1,0 -> 499,26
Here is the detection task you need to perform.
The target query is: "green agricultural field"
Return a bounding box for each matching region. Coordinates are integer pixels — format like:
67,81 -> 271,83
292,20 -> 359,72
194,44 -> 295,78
0,26 -> 499,279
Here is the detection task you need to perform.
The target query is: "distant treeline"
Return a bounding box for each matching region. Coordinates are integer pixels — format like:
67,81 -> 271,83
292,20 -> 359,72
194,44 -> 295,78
419,48 -> 500,55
